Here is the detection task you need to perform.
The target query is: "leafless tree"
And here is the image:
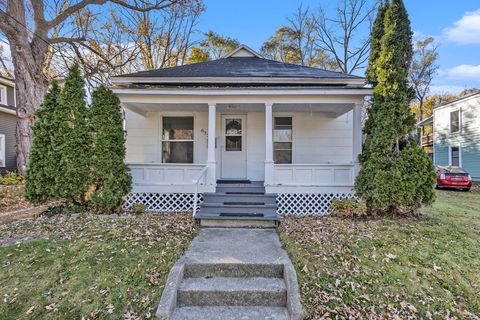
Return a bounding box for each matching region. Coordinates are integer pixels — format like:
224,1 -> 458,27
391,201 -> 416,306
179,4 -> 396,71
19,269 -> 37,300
409,37 -> 439,122
124,0 -> 204,70
313,0 -> 377,74
0,0 -> 193,174
261,6 -> 335,70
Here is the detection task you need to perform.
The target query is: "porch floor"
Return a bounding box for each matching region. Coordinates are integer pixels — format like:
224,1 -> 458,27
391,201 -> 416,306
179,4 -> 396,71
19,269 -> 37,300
195,181 -> 279,227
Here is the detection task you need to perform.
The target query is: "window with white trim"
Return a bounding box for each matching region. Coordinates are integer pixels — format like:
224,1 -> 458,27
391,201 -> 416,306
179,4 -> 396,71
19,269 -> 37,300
0,134 -> 5,167
274,117 -> 292,164
162,116 -> 194,163
0,85 -> 7,105
450,110 -> 460,133
450,146 -> 460,166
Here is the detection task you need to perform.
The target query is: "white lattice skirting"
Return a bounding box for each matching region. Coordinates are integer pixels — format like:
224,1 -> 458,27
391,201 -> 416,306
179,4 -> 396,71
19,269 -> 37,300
125,192 -> 356,216
123,193 -> 204,212
277,193 -> 357,216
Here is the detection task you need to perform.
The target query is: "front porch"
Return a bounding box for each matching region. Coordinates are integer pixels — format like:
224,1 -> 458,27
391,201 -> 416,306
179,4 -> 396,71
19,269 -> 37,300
119,99 -> 363,216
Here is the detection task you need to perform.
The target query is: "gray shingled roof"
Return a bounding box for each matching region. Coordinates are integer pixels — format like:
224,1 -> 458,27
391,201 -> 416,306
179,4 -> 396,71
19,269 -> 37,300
118,57 -> 361,79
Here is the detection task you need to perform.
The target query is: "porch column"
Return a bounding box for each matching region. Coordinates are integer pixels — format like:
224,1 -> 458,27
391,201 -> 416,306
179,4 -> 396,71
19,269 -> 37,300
352,102 -> 363,177
207,103 -> 217,187
264,103 -> 274,186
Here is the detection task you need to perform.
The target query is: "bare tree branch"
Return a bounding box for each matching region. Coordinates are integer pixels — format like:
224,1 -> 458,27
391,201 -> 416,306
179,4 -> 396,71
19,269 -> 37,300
46,0 -> 180,28
312,0 -> 376,74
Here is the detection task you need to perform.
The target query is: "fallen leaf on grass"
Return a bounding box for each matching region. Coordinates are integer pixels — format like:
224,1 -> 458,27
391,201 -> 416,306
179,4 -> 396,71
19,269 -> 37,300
385,253 -> 397,260
25,305 -> 36,315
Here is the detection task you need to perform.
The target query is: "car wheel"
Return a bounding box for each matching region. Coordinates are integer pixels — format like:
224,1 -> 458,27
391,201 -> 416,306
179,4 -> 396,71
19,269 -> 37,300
435,185 -> 440,189
464,188 -> 471,192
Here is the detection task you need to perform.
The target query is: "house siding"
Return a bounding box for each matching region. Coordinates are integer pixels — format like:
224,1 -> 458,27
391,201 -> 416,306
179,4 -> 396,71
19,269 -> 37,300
0,111 -> 17,174
433,94 -> 480,180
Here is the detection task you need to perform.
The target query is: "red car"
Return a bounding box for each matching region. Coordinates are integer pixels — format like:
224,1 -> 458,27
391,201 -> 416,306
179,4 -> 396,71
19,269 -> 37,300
436,166 -> 472,191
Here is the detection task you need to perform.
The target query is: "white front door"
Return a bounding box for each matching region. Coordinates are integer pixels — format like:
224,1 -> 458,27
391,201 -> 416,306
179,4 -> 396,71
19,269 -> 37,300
221,115 -> 247,179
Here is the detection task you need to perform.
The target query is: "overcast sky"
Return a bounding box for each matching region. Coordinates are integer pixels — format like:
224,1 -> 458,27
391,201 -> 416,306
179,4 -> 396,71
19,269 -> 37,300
197,0 -> 480,94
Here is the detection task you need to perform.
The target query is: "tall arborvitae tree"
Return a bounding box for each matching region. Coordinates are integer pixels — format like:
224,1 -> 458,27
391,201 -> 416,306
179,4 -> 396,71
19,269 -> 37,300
90,86 -> 132,212
356,0 -> 436,215
24,81 -> 61,203
365,0 -> 387,86
56,65 -> 92,205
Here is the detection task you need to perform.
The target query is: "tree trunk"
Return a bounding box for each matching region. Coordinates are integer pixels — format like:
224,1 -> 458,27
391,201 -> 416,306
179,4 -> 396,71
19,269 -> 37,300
2,1 -> 50,175
9,38 -> 49,175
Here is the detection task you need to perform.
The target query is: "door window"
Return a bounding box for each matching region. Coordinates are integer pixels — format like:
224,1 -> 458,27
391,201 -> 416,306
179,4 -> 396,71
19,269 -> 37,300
225,119 -> 242,151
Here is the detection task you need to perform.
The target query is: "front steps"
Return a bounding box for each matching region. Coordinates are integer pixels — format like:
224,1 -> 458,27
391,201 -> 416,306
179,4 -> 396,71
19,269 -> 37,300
172,264 -> 289,319
195,181 -> 278,228
157,228 -> 303,320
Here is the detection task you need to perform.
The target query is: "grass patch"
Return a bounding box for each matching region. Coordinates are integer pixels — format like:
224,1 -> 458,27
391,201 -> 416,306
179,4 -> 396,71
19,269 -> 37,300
279,190 -> 480,319
0,212 -> 196,319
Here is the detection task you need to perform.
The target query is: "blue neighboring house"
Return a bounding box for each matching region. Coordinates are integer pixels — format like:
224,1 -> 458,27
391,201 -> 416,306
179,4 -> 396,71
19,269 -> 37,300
419,92 -> 480,181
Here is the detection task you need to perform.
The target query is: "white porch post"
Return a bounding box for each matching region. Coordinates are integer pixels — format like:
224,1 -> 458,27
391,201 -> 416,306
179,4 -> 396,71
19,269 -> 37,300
207,103 -> 217,187
264,103 -> 274,186
352,102 -> 363,178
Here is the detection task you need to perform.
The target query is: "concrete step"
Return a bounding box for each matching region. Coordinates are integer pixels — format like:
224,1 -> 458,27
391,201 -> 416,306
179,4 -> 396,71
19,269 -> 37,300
199,218 -> 277,228
203,193 -> 277,205
200,203 -> 277,215
184,263 -> 284,278
171,306 -> 289,320
177,277 -> 287,307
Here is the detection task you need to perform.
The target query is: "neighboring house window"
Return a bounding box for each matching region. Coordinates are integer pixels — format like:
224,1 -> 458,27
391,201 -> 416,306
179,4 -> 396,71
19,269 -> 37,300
450,110 -> 460,133
162,117 -> 194,163
0,85 -> 6,105
450,146 -> 461,166
0,134 -> 5,167
274,117 -> 292,164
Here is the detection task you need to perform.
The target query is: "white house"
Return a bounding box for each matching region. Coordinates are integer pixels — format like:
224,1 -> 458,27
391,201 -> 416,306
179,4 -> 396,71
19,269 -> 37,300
112,45 -> 371,224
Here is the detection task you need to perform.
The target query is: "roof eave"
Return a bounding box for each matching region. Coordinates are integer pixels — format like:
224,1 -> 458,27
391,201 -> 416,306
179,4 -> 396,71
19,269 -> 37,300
111,76 -> 365,86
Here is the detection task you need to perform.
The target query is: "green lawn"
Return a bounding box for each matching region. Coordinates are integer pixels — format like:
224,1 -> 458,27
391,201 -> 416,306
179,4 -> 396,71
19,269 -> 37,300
280,189 -> 480,319
0,212 -> 196,319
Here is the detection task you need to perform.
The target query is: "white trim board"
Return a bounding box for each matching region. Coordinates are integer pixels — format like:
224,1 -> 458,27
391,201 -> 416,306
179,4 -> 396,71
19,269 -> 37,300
0,133 -> 5,168
0,106 -> 15,115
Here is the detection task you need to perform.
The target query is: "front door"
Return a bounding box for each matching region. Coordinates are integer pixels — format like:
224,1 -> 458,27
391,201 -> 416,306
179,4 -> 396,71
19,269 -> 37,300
221,115 -> 247,179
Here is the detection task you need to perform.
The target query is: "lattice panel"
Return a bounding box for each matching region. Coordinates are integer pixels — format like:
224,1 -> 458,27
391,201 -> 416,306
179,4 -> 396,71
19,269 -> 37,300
123,193 -> 204,212
277,193 -> 357,216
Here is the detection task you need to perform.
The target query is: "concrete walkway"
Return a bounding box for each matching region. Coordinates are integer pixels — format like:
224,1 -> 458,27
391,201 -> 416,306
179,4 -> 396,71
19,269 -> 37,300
157,228 -> 303,320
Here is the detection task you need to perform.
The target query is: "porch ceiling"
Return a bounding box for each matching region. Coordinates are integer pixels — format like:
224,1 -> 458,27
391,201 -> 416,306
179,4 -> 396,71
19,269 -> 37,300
122,102 -> 355,117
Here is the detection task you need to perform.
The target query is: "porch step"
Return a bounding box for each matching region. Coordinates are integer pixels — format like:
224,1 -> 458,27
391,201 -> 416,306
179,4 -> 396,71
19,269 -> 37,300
177,277 -> 286,307
216,186 -> 266,194
203,192 -> 277,205
196,180 -> 278,228
171,306 -> 289,320
184,263 -> 284,278
200,203 -> 277,215
216,179 -> 252,184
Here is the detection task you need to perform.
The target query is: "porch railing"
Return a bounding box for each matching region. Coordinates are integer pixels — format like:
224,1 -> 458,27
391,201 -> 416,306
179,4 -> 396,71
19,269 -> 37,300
192,166 -> 208,216
272,163 -> 355,186
421,133 -> 433,147
128,163 -> 207,189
